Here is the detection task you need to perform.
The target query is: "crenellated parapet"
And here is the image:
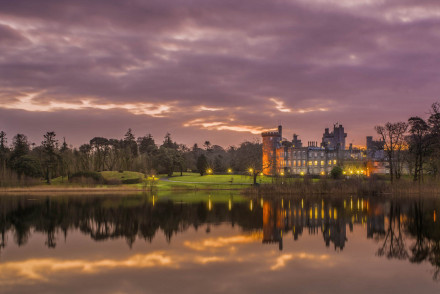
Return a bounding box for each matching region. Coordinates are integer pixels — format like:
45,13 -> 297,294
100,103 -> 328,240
261,131 -> 281,137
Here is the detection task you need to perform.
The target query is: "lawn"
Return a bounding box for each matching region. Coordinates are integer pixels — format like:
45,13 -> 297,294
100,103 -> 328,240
37,171 -> 272,191
164,172 -> 273,184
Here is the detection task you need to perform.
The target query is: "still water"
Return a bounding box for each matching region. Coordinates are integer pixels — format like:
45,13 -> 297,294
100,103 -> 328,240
0,192 -> 440,294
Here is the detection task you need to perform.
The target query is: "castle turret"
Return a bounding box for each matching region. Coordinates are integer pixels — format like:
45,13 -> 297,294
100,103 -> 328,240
262,128 -> 282,175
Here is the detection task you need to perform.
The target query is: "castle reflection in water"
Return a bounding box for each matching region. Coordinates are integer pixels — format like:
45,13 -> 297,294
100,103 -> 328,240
0,194 -> 435,253
261,198 -> 386,251
0,193 -> 438,279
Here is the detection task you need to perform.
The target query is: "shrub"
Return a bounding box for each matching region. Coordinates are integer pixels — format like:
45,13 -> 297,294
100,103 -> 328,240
69,171 -> 104,184
330,166 -> 343,179
0,168 -> 40,187
105,178 -> 122,185
121,177 -> 142,184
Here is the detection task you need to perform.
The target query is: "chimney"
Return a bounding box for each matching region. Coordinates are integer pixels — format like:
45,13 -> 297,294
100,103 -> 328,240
278,125 -> 282,137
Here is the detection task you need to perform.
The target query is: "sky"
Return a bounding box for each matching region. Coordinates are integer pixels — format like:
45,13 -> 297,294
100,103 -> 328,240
0,0 -> 439,148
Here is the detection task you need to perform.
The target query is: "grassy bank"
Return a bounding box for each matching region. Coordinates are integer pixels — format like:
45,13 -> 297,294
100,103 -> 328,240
0,172 -> 264,193
3,171 -> 439,196
244,177 -> 440,196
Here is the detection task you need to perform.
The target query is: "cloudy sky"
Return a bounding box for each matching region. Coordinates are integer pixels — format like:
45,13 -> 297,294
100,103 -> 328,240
0,0 -> 439,147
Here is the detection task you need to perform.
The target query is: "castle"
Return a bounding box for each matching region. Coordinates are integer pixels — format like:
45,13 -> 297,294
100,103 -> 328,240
261,124 -> 385,176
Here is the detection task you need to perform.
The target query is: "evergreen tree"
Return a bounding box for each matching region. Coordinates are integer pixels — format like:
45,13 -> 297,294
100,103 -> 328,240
41,131 -> 59,184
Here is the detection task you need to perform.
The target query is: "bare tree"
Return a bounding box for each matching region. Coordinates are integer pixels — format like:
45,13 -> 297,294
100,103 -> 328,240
375,122 -> 408,183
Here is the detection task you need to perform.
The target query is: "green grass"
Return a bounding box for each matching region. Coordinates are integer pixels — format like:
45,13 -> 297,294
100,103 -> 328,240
38,172 -> 268,191
165,172 -> 273,184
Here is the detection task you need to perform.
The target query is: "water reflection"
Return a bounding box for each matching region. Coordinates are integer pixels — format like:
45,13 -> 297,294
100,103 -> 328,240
0,194 -> 440,281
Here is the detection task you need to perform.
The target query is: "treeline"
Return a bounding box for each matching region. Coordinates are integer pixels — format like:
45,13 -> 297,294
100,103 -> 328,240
0,128 -> 261,186
374,102 -> 440,183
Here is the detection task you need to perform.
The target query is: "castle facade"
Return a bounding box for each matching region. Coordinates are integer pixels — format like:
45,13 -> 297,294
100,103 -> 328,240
262,124 -> 382,176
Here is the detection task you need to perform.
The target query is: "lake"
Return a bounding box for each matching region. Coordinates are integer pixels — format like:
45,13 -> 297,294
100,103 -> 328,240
0,192 -> 439,293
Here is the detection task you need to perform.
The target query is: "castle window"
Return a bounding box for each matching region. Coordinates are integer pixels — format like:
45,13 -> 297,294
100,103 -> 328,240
328,160 -> 332,165
321,161 -> 324,166
314,161 -> 318,166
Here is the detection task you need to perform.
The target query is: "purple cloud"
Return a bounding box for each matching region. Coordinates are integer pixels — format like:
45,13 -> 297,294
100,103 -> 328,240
0,0 -> 439,147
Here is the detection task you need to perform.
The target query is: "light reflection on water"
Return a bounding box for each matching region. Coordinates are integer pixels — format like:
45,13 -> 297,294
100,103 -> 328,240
0,193 -> 440,294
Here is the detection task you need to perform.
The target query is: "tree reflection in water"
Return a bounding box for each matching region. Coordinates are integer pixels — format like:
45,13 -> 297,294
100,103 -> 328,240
0,194 -> 439,279
377,202 -> 408,260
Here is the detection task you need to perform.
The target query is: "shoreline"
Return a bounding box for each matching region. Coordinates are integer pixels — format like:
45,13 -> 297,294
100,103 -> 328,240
0,185 -> 248,194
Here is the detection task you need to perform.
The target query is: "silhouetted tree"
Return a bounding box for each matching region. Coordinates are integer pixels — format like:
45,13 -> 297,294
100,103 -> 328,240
137,134 -> 157,155
234,141 -> 263,185
10,134 -> 30,163
0,131 -> 8,172
375,122 -> 408,182
162,133 -> 178,149
41,131 -> 59,184
196,154 -> 209,176
90,137 -> 109,171
407,117 -> 430,183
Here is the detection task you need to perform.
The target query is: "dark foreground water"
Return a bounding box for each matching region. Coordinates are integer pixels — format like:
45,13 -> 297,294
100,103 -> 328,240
1,192 -> 440,294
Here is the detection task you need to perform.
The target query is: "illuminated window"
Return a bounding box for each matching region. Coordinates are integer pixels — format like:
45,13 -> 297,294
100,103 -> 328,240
298,161 -> 301,166
293,160 -> 297,166
308,161 -> 313,166
328,160 -> 332,165
321,161 -> 324,166
333,160 -> 337,164
314,161 -> 318,166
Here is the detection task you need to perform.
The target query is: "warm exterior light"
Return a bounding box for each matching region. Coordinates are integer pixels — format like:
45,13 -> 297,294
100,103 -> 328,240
227,168 -> 232,173
320,171 -> 325,175
207,169 -> 213,174
259,172 -> 264,176
249,168 -> 253,173
300,171 -> 304,176
280,172 -> 284,176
